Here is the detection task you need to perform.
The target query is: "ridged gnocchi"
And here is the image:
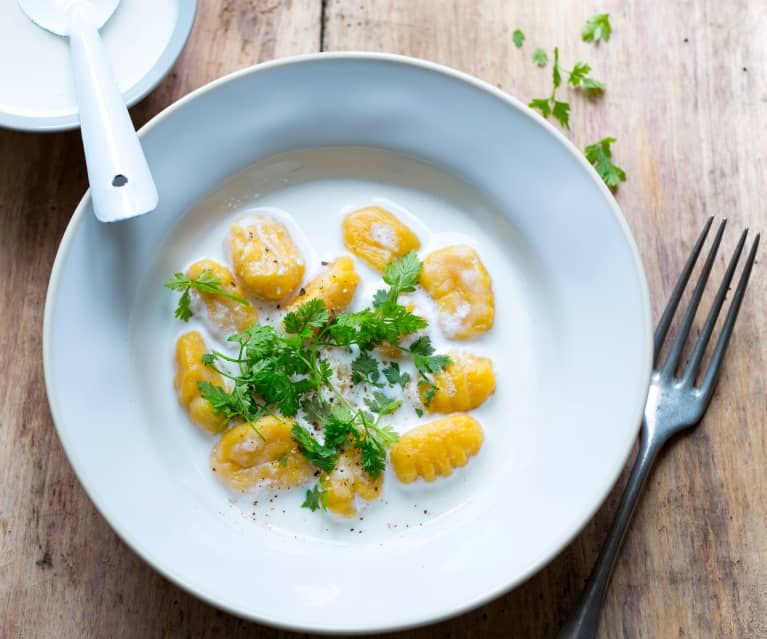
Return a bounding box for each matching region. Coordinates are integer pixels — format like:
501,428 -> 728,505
323,449 -> 383,517
342,206 -> 420,271
286,256 -> 360,315
420,245 -> 494,339
390,414 -> 484,483
422,352 -> 496,413
229,215 -> 305,301
174,331 -> 226,433
211,418 -> 315,491
186,259 -> 258,336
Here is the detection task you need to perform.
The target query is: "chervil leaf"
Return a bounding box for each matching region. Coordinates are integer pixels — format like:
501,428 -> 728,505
382,251 -> 422,296
301,480 -> 328,512
409,336 -> 452,379
284,298 -> 329,335
364,391 -> 402,416
552,100 -> 571,129
513,29 -> 525,48
582,76 -> 606,93
291,423 -> 338,472
529,97 -> 552,118
382,362 -> 411,389
585,137 -> 626,189
532,48 -> 548,67
582,13 -> 612,43
164,269 -> 250,322
568,61 -> 591,86
351,351 -> 381,385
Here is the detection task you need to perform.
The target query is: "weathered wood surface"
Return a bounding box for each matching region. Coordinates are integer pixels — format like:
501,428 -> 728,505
1,1 -> 765,637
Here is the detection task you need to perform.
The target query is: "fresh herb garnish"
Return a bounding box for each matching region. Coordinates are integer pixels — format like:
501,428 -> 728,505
301,479 -> 328,512
532,48 -> 548,67
181,252 -> 452,494
585,137 -> 627,190
513,29 -> 525,48
164,269 -> 250,322
582,13 -> 612,43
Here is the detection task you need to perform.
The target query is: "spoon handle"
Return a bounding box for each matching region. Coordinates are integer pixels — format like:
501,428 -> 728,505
68,7 -> 157,223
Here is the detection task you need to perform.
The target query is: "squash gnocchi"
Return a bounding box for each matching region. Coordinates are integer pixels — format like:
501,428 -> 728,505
174,331 -> 227,433
211,418 -> 315,491
186,259 -> 258,336
422,352 -> 496,413
286,256 -> 360,316
323,449 -> 383,517
166,197 -> 500,520
420,245 -> 495,339
229,215 -> 305,301
342,206 -> 420,271
390,414 -> 484,483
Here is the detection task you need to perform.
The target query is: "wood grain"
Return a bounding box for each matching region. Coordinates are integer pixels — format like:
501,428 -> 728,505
1,1 -> 765,637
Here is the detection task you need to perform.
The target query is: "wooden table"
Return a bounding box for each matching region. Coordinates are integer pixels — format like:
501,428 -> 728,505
2,1 -> 765,637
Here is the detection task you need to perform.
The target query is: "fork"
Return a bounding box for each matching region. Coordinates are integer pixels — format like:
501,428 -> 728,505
557,218 -> 760,639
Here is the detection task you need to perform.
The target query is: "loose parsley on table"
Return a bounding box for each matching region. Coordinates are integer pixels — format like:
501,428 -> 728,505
515,12 -> 625,189
582,13 -> 612,43
172,252 -> 452,512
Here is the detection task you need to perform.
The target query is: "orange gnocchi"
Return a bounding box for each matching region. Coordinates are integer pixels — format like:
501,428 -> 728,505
229,216 -> 305,301
420,245 -> 494,339
186,259 -> 258,336
286,256 -> 360,315
211,418 -> 315,491
390,414 -> 484,483
323,449 -> 383,517
342,206 -> 420,271
422,352 -> 496,413
174,331 -> 226,433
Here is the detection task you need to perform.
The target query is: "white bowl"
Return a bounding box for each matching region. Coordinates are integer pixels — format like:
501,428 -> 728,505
43,53 -> 652,633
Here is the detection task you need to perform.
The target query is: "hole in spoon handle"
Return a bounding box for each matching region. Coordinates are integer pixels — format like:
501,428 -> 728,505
112,174 -> 128,187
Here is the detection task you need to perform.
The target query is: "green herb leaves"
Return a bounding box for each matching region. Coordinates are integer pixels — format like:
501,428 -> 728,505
582,13 -> 612,43
584,137 -> 626,189
176,252 -> 451,507
164,269 -> 249,322
513,29 -> 525,48
517,13 -> 624,189
532,48 -> 548,67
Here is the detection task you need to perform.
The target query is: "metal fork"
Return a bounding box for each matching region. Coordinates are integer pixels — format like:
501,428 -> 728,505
557,218 -> 760,639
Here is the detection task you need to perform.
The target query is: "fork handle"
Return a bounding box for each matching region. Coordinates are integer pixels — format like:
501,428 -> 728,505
556,425 -> 662,639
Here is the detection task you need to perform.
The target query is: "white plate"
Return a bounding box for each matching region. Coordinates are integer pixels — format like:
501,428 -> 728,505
0,0 -> 196,131
43,53 -> 652,633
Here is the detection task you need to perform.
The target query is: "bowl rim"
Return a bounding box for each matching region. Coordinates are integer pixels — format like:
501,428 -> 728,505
0,0 -> 198,132
42,51 -> 653,633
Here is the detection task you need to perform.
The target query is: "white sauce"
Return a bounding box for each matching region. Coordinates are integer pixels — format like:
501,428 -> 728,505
136,148 -> 547,542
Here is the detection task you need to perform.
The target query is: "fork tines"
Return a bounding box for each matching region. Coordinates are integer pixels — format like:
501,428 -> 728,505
653,218 -> 759,400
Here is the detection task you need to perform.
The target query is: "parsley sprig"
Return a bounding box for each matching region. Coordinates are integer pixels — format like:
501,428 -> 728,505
164,269 -> 250,322
528,47 -> 605,129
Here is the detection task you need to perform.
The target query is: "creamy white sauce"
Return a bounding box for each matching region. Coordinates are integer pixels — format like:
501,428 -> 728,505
0,0 -> 177,118
136,148 -> 549,541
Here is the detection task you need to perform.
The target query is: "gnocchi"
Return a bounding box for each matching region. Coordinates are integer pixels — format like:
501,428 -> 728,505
323,449 -> 383,517
390,414 -> 484,483
229,215 -> 305,301
422,352 -> 496,413
174,331 -> 226,433
186,259 -> 258,336
342,206 -> 420,271
420,245 -> 494,339
286,256 -> 360,315
211,418 -> 315,491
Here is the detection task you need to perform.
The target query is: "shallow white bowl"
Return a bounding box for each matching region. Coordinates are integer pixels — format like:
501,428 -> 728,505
43,53 -> 652,633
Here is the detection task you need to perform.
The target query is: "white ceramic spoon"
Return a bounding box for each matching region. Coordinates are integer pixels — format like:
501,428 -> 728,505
18,0 -> 158,222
